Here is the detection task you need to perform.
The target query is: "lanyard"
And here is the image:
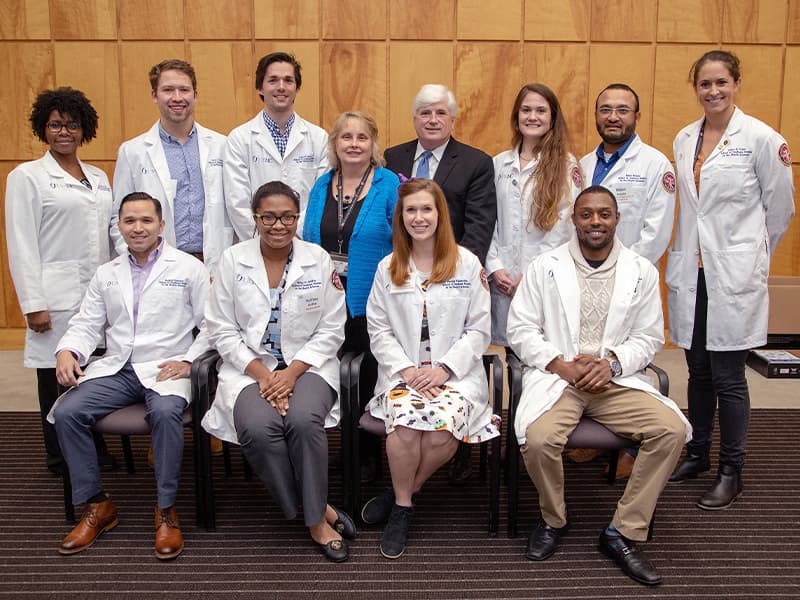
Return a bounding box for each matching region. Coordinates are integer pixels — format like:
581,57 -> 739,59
335,166 -> 372,253
269,246 -> 294,311
693,119 -> 706,167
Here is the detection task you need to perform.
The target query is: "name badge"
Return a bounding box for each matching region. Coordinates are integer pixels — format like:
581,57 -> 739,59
330,252 -> 348,276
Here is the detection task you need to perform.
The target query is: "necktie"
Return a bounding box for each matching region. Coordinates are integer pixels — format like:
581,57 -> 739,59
416,150 -> 433,179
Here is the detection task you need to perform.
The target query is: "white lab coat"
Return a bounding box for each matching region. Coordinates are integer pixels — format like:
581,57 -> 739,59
486,150 -> 580,345
50,243 -> 210,413
667,107 -> 795,351
224,112 -> 329,242
507,240 -> 691,445
5,151 -> 113,368
201,238 -> 346,444
366,247 -> 494,439
111,121 -> 231,274
580,135 -> 676,265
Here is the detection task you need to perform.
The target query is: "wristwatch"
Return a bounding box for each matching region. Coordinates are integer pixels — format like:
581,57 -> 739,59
609,358 -> 622,378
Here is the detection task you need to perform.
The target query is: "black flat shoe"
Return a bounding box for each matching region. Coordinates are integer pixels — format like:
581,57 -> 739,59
316,538 -> 348,563
526,521 -> 569,561
331,506 -> 357,540
669,453 -> 710,482
598,530 -> 662,586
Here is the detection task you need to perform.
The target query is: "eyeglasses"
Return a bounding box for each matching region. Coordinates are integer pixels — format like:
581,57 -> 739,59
253,213 -> 299,226
46,121 -> 81,132
597,107 -> 634,117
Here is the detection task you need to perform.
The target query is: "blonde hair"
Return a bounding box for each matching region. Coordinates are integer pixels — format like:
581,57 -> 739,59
326,111 -> 384,170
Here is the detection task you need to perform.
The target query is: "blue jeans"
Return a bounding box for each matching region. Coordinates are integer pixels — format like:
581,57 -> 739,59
54,363 -> 186,507
684,269 -> 749,469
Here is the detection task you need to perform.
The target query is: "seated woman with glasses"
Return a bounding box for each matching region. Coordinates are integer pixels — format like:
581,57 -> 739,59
302,111 -> 399,483
361,179 -> 500,559
201,181 -> 356,562
5,87 -> 116,477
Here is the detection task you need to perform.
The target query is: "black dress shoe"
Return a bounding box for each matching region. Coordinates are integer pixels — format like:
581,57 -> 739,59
697,464 -> 743,510
669,453 -> 710,482
361,488 -> 396,525
331,506 -> 357,540
316,538 -> 348,562
598,530 -> 662,586
526,521 -> 569,561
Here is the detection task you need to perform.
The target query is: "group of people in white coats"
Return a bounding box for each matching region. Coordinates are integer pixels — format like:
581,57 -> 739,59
3,46 -> 795,578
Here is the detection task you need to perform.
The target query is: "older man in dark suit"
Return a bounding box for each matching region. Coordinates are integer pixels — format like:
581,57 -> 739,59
384,84 -> 496,265
384,84 -> 497,484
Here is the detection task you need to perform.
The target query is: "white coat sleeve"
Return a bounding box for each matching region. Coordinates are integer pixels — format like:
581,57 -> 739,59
366,267 -> 416,378
437,259 -> 491,379
605,265 -> 665,375
485,222 -> 503,276
755,132 -> 795,258
630,157 -> 675,264
291,258 -> 346,368
182,262 -> 212,363
205,250 -> 261,373
55,271 -> 107,359
223,132 -> 256,243
507,261 -> 564,372
110,143 -> 136,256
5,168 -> 46,315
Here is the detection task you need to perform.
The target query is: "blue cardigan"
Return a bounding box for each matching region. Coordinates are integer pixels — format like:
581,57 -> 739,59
302,166 -> 399,316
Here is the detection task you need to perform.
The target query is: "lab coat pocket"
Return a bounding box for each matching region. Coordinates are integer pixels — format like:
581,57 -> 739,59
283,293 -> 322,337
705,248 -> 767,296
42,260 -> 82,311
664,250 -> 685,291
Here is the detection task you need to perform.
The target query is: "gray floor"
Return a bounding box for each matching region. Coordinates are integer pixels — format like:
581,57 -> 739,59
1,348 -> 796,411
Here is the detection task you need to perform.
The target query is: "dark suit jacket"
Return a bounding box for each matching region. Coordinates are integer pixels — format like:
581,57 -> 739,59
384,137 -> 496,264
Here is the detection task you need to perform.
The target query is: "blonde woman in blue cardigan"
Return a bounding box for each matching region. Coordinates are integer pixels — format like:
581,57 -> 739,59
302,111 -> 399,481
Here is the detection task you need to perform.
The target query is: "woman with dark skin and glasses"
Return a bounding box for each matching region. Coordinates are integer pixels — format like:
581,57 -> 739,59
202,181 -> 356,562
5,87 -> 115,476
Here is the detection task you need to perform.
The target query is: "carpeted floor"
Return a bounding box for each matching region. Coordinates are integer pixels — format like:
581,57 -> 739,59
1,410 -> 798,599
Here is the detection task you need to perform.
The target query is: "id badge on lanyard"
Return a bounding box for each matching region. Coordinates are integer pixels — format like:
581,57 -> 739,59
330,251 -> 348,276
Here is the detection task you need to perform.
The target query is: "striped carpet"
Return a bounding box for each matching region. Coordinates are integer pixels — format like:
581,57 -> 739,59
1,410 -> 798,599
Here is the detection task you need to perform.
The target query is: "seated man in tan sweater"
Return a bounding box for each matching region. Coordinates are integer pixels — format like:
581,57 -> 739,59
506,185 -> 690,586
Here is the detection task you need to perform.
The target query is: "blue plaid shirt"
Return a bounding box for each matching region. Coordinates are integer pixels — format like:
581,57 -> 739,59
262,111 -> 295,158
159,124 -> 205,253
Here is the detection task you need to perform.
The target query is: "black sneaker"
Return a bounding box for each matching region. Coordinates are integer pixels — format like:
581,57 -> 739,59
380,504 -> 414,559
361,488 -> 396,525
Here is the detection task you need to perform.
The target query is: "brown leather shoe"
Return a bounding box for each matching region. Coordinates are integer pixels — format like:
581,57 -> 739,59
154,505 -> 184,560
59,494 -> 118,555
604,451 -> 635,480
566,448 -> 608,463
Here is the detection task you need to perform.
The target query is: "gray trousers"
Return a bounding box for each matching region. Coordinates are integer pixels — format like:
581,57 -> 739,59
233,372 -> 335,527
54,363 -> 185,508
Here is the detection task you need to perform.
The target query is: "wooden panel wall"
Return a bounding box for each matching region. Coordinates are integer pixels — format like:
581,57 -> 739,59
1,0 -> 799,346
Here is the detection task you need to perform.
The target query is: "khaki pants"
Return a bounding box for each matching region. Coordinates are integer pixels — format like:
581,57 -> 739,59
520,385 -> 684,541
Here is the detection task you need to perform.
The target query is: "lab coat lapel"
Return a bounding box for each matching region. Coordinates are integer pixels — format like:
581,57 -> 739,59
550,251 -> 581,350
114,256 -> 135,323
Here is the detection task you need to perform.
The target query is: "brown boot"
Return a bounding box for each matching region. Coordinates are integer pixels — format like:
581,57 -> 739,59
59,493 -> 118,555
603,451 -> 635,480
154,505 -> 184,560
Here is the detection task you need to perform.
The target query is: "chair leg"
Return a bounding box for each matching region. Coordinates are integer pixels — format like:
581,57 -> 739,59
488,438 -> 500,537
479,443 -> 488,483
606,449 -> 620,484
647,511 -> 655,541
508,442 -> 520,538
222,441 -> 232,478
62,463 -> 76,523
121,435 -> 135,474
